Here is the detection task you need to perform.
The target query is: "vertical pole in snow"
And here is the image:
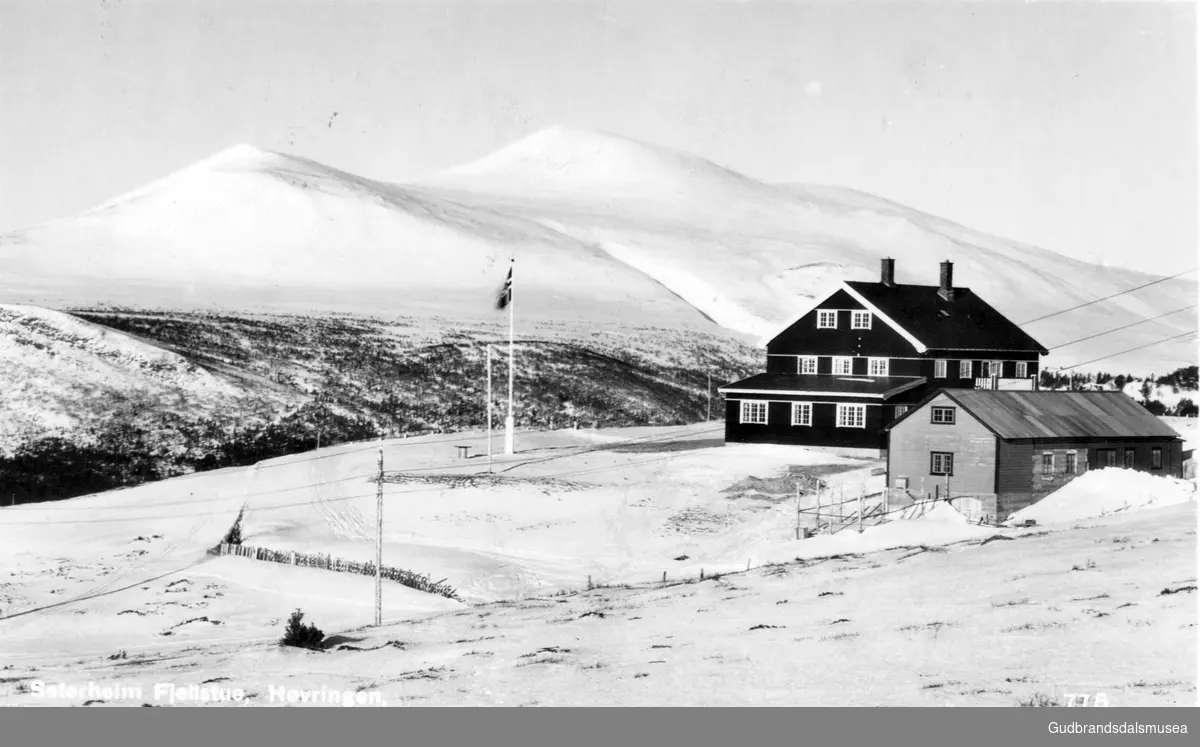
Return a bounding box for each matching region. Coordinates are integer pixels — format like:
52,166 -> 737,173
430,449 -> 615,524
706,372 -> 712,422
505,259 -> 515,456
795,482 -> 801,540
815,488 -> 821,532
375,446 -> 383,627
858,483 -> 864,534
487,345 -> 493,473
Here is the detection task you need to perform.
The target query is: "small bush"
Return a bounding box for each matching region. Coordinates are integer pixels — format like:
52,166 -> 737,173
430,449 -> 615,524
280,609 -> 325,650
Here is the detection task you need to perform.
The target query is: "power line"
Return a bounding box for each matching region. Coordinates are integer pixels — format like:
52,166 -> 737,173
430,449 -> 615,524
1052,330 -> 1198,372
1018,268 -> 1195,325
1048,304 -> 1197,351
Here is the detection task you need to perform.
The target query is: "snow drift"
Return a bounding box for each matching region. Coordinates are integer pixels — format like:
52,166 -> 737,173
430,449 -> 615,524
1006,468 -> 1197,525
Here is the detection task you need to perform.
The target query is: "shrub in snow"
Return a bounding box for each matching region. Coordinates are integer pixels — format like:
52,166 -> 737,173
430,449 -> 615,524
280,608 -> 324,650
221,506 -> 245,546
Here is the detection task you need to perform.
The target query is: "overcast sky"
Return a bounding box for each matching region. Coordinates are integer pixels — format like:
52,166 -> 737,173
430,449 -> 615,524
0,0 -> 1195,272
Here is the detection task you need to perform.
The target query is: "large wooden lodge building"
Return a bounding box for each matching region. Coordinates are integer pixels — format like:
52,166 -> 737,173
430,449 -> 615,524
719,259 -> 1050,450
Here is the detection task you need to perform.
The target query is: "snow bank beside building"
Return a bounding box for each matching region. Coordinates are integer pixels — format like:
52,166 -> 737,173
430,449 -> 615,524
1006,468 -> 1197,525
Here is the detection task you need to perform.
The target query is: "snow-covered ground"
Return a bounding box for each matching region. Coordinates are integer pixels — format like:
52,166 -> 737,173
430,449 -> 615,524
0,424 -> 1194,706
2,127 -> 1194,371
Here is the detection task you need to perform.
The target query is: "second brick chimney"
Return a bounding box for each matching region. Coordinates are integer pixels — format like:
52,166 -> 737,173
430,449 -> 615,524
881,257 -> 896,287
938,260 -> 955,302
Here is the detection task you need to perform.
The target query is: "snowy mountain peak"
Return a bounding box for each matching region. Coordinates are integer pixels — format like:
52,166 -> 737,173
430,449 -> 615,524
427,125 -> 759,199
82,143 -> 287,216
199,143 -> 279,169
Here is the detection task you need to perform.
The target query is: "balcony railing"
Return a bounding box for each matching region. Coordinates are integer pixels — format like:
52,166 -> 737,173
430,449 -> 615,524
975,376 -> 1036,391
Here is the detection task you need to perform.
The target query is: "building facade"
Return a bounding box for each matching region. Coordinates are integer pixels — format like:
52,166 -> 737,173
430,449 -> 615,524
720,259 -> 1049,451
885,389 -> 1185,522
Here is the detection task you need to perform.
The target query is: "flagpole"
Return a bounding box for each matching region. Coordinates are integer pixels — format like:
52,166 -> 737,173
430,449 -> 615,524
487,345 -> 493,473
505,258 -> 515,455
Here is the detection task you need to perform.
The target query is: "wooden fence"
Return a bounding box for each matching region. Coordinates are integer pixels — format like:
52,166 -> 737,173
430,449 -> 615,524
209,542 -> 461,601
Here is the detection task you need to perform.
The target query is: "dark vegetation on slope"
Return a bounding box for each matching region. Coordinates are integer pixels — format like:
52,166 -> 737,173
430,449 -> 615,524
0,310 -> 758,504
1039,365 -> 1198,417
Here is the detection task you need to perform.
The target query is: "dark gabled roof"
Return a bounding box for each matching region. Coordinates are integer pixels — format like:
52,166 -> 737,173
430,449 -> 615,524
719,373 -> 926,400
886,389 -> 1183,440
844,281 -> 1049,354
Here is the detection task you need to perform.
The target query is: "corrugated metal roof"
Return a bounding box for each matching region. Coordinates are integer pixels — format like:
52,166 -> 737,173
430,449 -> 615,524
942,390 -> 1183,440
719,373 -> 925,399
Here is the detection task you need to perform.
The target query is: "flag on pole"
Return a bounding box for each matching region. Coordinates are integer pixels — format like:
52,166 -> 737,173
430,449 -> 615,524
496,264 -> 513,310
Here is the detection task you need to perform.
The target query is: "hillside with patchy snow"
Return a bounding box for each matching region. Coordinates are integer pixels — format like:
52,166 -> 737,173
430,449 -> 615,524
1,127 -> 1194,371
0,305 -> 251,454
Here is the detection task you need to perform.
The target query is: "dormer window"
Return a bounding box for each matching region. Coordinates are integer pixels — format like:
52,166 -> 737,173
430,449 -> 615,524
851,311 -> 872,330
817,310 -> 838,329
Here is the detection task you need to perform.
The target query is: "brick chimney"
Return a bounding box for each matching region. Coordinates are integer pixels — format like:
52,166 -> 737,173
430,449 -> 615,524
880,257 -> 896,287
938,260 -> 955,302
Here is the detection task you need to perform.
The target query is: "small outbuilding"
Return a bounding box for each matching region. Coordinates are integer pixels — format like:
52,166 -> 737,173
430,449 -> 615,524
884,389 -> 1185,523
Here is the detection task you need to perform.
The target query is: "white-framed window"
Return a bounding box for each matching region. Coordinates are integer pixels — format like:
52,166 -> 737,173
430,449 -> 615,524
931,406 -> 956,424
959,360 -> 972,379
931,451 -> 954,476
1041,452 -> 1054,472
832,356 -> 853,375
791,402 -> 812,426
868,357 -> 889,377
740,400 -> 768,424
817,310 -> 838,329
836,403 -> 866,428
988,360 -> 1003,377
934,359 -> 948,379
1015,361 -> 1028,379
894,405 -> 910,418
798,356 -> 818,374
851,311 -> 872,330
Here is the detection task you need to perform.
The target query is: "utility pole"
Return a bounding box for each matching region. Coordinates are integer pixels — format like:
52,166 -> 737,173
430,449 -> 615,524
487,345 -> 493,473
375,445 -> 383,627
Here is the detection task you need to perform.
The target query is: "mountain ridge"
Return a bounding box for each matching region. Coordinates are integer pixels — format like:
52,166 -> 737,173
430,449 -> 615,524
0,126 -> 1194,371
